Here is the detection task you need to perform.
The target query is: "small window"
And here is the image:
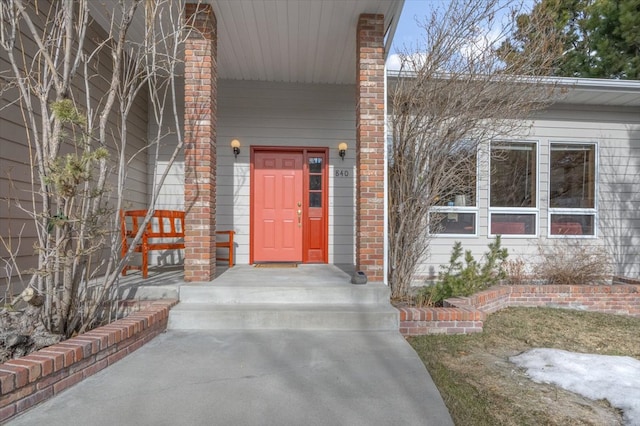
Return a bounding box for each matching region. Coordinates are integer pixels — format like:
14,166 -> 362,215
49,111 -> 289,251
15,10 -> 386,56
490,141 -> 538,236
309,192 -> 321,208
310,175 -> 322,190
549,143 -> 596,237
550,214 -> 594,235
429,212 -> 476,235
308,157 -> 323,208
490,213 -> 536,235
309,157 -> 322,173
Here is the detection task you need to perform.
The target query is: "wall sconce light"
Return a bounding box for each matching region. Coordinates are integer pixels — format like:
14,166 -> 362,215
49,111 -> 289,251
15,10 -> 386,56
231,139 -> 241,159
338,142 -> 348,161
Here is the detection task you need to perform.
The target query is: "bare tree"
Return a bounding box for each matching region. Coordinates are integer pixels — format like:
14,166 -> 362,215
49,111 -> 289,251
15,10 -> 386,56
0,0 -> 198,336
388,0 -> 565,298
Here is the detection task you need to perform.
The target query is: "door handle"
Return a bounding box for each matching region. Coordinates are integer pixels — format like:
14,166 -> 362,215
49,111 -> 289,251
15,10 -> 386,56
297,209 -> 302,227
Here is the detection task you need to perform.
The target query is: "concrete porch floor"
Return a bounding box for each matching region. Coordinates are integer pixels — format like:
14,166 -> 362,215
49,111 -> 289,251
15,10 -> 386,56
116,264 -> 359,300
208,264 -> 358,287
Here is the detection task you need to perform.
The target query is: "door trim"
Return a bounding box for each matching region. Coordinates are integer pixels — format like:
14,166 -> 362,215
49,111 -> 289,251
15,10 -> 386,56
250,146 -> 329,264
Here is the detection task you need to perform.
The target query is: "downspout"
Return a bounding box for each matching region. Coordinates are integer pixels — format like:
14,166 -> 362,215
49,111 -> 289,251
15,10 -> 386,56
382,2 -> 404,286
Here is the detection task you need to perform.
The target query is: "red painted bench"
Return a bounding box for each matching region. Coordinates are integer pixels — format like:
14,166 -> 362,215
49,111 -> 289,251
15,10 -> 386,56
120,210 -> 235,277
120,210 -> 185,278
216,230 -> 235,267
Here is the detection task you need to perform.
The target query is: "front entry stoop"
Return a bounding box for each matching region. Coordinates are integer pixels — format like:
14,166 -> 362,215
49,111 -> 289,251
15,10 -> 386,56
167,265 -> 399,331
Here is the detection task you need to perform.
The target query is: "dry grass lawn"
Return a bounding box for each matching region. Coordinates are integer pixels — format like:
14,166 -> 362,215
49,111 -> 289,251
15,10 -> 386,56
410,307 -> 640,425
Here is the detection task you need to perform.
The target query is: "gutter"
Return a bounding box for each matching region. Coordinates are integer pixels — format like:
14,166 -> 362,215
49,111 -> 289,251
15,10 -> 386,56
383,0 -> 405,60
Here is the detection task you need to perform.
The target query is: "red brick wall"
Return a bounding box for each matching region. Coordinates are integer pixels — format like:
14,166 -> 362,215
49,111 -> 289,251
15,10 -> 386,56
399,284 -> 640,336
184,3 -> 217,282
0,300 -> 177,423
356,14 -> 385,282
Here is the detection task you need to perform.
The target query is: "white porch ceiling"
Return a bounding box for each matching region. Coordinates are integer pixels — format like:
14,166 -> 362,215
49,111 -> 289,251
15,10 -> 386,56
90,0 -> 404,85
212,0 -> 402,84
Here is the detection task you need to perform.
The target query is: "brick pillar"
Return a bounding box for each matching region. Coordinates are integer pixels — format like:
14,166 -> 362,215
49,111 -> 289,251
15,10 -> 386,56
356,14 -> 385,282
184,4 -> 217,282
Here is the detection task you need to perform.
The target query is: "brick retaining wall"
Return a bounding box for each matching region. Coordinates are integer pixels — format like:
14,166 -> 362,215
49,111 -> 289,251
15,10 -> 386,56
398,284 -> 640,336
0,300 -> 177,423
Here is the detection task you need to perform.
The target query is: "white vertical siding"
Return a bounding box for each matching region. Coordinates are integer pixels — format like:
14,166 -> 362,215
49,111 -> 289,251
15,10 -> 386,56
418,104 -> 640,282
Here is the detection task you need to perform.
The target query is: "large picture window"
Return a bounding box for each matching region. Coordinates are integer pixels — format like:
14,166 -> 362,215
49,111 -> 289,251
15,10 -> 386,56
549,143 -> 597,236
489,141 -> 537,236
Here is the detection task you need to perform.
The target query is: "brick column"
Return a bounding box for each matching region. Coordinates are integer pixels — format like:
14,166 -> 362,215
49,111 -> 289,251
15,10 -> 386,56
184,4 -> 217,282
356,14 -> 385,282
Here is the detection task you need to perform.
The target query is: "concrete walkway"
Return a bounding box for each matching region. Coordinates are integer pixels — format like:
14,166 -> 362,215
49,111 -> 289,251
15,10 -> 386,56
7,329 -> 454,425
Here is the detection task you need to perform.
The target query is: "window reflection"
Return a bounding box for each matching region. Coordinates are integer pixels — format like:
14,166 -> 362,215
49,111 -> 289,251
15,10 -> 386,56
490,213 -> 536,235
310,175 -> 322,190
491,142 -> 537,208
309,192 -> 321,208
309,157 -> 322,173
550,145 -> 595,209
429,212 -> 475,234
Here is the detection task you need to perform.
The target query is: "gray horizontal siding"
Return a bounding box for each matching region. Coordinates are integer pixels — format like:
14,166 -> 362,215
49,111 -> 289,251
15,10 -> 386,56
421,103 -> 640,281
218,80 -> 356,265
0,16 -> 149,282
151,79 -> 357,265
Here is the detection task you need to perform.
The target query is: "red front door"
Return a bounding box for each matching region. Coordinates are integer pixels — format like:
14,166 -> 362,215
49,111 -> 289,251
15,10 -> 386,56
251,148 -> 328,264
253,151 -> 304,262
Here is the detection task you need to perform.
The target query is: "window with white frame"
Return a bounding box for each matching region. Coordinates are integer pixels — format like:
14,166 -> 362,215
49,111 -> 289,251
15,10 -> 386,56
549,143 -> 597,236
429,145 -> 478,235
489,141 -> 538,236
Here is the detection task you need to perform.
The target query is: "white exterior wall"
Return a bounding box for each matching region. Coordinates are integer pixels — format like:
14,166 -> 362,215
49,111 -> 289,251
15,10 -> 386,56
418,103 -> 640,282
151,79 -> 357,266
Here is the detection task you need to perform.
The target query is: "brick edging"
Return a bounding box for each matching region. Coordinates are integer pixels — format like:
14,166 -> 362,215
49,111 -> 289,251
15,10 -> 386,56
398,284 -> 640,336
0,300 -> 178,423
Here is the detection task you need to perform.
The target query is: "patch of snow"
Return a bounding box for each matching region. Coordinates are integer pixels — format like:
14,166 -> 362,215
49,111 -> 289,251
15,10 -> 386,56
511,348 -> 640,426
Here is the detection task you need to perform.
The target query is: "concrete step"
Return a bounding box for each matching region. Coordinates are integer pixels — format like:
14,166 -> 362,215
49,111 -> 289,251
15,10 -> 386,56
178,282 -> 390,305
167,303 -> 399,331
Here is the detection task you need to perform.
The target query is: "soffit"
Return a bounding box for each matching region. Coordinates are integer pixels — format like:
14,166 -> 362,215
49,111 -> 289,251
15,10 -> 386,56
562,86 -> 640,107
89,0 -> 404,85
212,0 -> 402,84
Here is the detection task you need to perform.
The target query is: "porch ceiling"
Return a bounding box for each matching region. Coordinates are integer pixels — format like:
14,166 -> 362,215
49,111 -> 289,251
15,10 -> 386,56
90,0 -> 404,85
212,0 -> 402,84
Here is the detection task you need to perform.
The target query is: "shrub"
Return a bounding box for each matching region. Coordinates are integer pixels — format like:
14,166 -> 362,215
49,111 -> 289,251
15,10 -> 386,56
427,237 -> 508,305
534,241 -> 612,285
504,257 -> 527,285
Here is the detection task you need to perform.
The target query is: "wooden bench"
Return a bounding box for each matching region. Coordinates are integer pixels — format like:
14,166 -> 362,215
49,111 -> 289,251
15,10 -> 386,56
120,209 -> 235,277
120,210 -> 185,278
216,230 -> 235,267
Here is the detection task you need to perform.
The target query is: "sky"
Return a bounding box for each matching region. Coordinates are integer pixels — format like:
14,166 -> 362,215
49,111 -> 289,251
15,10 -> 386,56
512,348 -> 640,425
387,0 -> 535,69
390,0 -> 443,54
